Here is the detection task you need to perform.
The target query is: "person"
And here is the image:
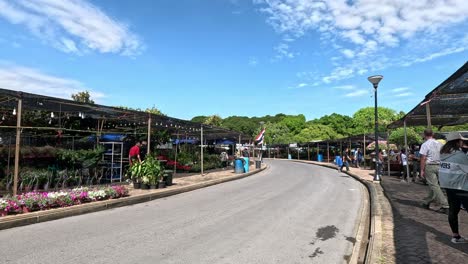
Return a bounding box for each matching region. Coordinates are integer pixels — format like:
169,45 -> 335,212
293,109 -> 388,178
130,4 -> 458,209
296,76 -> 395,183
220,151 -> 229,169
411,145 -> 421,182
400,149 -> 409,183
341,148 -> 351,172
377,149 -> 384,177
439,132 -> 468,244
140,141 -> 148,161
420,129 -> 449,212
357,148 -> 363,168
129,141 -> 142,166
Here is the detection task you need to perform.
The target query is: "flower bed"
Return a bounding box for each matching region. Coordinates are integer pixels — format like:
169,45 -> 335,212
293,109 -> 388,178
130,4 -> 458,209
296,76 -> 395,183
0,185 -> 129,217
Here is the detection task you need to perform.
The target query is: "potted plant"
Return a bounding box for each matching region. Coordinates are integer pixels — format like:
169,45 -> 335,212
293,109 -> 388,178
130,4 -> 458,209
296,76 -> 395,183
163,170 -> 173,186
129,163 -> 142,189
142,156 -> 162,189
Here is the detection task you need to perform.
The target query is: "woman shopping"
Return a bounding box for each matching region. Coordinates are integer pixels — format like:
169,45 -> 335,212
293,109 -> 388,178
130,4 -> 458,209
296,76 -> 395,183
439,132 -> 468,244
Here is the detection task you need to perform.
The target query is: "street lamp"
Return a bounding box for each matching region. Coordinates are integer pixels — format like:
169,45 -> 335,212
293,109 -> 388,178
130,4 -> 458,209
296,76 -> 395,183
368,75 -> 383,181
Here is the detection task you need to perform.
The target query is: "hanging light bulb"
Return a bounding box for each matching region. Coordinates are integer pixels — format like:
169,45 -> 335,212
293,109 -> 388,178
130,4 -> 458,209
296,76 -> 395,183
48,119 -> 52,124
1,115 -> 5,121
50,112 -> 55,118
81,113 -> 85,119
13,108 -> 16,115
78,112 -> 82,117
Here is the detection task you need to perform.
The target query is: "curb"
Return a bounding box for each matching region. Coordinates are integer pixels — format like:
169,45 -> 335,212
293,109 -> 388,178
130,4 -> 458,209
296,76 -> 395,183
287,160 -> 394,264
0,165 -> 269,231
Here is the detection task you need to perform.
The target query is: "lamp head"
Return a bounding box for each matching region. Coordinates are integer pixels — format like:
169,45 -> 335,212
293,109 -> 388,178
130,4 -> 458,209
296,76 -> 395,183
368,75 -> 383,88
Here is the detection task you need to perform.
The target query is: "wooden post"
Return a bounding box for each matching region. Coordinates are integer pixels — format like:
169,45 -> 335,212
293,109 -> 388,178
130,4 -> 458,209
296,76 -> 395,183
307,145 -> 310,161
147,116 -> 151,155
403,121 -> 410,180
200,126 -> 204,175
327,142 -> 330,163
425,103 -> 432,129
387,131 -> 391,177
174,130 -> 179,174
317,142 -> 319,161
363,134 -> 366,169
13,97 -> 22,196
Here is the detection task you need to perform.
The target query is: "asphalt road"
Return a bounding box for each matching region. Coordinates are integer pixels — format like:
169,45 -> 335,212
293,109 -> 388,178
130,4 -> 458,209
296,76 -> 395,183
0,160 -> 364,264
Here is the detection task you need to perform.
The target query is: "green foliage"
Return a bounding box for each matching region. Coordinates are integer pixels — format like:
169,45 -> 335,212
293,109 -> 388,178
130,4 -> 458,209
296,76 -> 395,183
279,115 -> 306,135
389,128 -> 423,147
71,91 -> 95,104
203,115 -> 223,127
310,113 -> 354,137
294,124 -> 339,143
191,116 -> 208,124
352,107 -> 399,133
56,147 -> 104,169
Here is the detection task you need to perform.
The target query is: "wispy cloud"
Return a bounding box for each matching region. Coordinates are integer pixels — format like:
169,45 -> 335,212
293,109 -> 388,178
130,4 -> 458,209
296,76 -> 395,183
395,92 -> 412,97
0,0 -> 143,56
345,89 -> 369,97
391,87 -> 409,93
297,83 -> 307,88
333,85 -> 355,90
248,57 -> 259,66
254,0 -> 468,83
0,63 -> 105,101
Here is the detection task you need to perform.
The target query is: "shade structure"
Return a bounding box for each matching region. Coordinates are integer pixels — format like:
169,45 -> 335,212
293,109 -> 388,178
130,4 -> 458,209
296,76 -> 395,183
388,62 -> 468,128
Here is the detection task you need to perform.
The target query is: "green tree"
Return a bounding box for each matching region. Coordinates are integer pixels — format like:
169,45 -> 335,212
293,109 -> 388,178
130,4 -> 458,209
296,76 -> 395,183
352,107 -> 399,134
191,116 -> 208,124
294,124 -> 339,143
310,113 -> 354,137
279,114 -> 306,135
145,106 -> 164,116
388,127 -> 423,147
263,122 -> 294,144
71,91 -> 94,104
203,115 -> 223,127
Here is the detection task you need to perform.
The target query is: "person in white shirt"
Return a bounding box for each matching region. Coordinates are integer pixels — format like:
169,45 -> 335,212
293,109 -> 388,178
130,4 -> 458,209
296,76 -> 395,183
420,129 -> 449,212
400,149 -> 409,183
439,132 -> 468,244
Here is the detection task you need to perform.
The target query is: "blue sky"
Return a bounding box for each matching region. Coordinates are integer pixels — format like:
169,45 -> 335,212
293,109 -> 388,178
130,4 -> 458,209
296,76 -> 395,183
0,0 -> 466,121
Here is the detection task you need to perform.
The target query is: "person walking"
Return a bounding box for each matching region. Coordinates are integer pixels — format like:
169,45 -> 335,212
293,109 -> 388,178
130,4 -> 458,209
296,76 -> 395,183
400,149 -> 409,183
411,145 -> 422,182
439,132 -> 468,243
420,129 -> 449,212
341,148 -> 351,172
357,148 -> 363,168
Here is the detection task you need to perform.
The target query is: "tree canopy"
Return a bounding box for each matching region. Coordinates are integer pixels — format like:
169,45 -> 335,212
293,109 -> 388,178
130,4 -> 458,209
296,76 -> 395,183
71,91 -> 94,104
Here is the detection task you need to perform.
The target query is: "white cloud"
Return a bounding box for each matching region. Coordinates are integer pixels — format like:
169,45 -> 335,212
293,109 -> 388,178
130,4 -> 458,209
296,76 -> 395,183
333,85 -> 354,90
254,0 -> 468,83
248,57 -> 259,66
395,92 -> 412,97
341,49 -> 355,58
0,63 -> 105,101
274,43 -> 296,60
345,89 -> 369,97
0,0 -> 143,56
297,83 -> 307,88
391,87 -> 409,93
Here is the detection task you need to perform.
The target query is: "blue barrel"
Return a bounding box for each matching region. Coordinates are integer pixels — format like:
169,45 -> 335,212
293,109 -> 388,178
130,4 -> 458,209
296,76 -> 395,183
243,157 -> 249,173
288,154 -> 292,160
317,154 -> 323,162
234,159 -> 244,174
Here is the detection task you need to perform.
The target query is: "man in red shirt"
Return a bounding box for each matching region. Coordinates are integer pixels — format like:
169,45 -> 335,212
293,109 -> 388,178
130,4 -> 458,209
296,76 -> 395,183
129,142 -> 141,166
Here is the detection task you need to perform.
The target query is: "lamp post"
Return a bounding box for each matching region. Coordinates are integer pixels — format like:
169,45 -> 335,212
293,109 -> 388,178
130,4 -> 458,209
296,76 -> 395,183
368,75 -> 383,181
259,121 -> 265,161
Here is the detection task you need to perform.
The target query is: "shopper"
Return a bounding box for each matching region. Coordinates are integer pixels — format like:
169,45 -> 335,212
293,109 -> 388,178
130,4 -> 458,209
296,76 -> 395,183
341,148 -> 350,172
420,129 -> 449,212
400,149 -> 409,183
439,132 -> 468,243
129,141 -> 142,166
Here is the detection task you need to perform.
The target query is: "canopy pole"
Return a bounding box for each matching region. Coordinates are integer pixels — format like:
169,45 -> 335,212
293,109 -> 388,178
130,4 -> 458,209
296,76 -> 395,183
387,131 -> 391,177
327,142 -> 330,163
363,135 -> 366,169
7,135 -> 11,185
317,142 -> 319,161
425,103 -> 432,129
147,116 -> 151,155
307,144 -> 310,161
13,97 -> 22,196
404,120 -> 410,180
174,130 -> 179,174
200,126 -> 204,176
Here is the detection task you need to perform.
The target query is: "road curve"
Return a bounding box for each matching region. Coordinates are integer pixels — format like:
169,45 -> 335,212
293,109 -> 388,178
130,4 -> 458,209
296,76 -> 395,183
0,160 -> 364,264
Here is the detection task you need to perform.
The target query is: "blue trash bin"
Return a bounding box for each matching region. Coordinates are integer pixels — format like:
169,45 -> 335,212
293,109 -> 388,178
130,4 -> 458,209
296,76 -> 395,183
317,154 -> 323,162
234,159 -> 244,174
243,157 -> 249,173
288,154 -> 292,160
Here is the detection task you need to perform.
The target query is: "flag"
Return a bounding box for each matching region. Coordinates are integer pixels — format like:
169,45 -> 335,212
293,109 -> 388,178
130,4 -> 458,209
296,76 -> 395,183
255,128 -> 266,145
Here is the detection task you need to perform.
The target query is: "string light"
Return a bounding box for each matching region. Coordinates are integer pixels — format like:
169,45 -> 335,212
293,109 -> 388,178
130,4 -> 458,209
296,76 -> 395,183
50,112 -> 55,118
12,108 -> 16,115
1,115 -> 4,121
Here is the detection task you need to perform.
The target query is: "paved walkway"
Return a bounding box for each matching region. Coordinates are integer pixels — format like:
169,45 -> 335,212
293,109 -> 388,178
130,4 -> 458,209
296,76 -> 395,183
312,161 -> 468,263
